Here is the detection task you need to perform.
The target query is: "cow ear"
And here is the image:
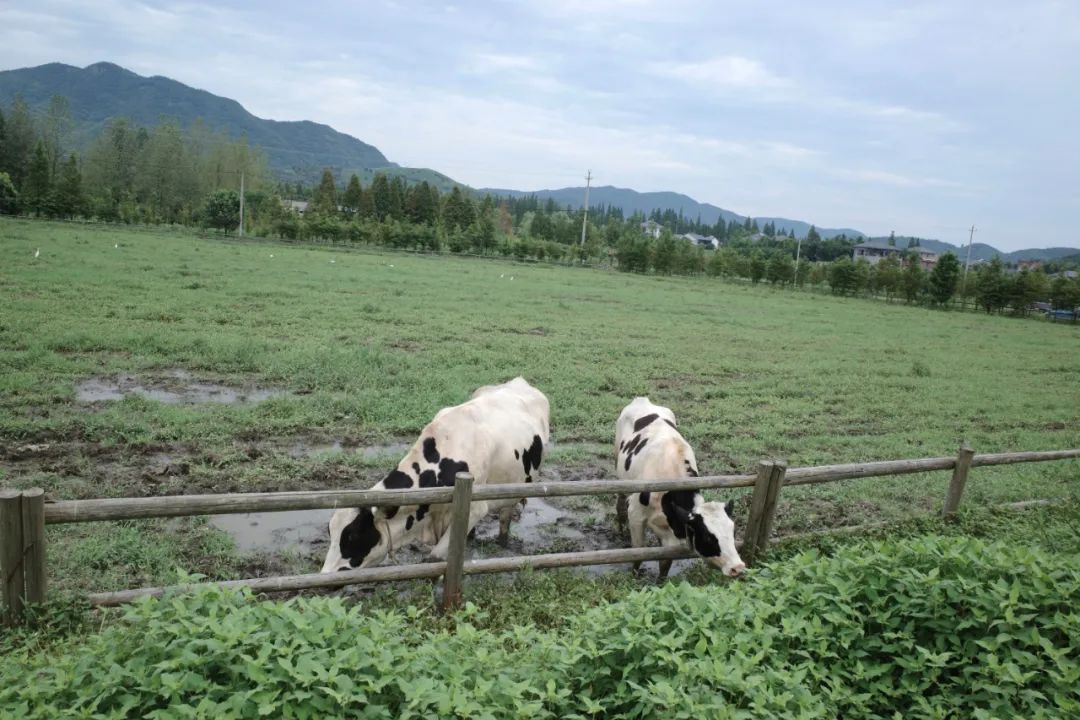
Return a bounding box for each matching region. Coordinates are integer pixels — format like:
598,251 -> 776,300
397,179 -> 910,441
672,503 -> 691,526
724,499 -> 735,518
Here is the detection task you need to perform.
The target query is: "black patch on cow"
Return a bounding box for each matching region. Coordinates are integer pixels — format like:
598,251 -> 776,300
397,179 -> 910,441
383,470 -> 413,490
383,506 -> 398,519
688,514 -> 721,557
661,490 -> 699,540
724,499 -> 735,518
437,458 -> 470,486
619,440 -> 624,450
634,438 -> 648,455
416,504 -> 430,522
412,462 -> 421,475
685,460 -> 699,477
405,515 -> 414,531
422,437 -> 440,464
622,434 -> 642,456
664,419 -> 676,429
417,469 -> 437,488
624,438 -> 648,470
633,413 -> 659,432
639,491 -> 650,506
514,449 -> 520,459
521,435 -> 543,479
340,508 -> 381,568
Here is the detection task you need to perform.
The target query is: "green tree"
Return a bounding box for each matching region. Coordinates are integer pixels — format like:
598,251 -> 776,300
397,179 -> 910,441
0,171 -> 17,214
829,258 -> 859,295
901,252 -> 925,303
202,189 -> 240,232
766,251 -> 794,285
341,174 -> 362,217
42,95 -> 73,178
52,153 -> 84,218
1049,275 -> 1080,311
22,141 -> 51,215
888,231 -> 896,247
311,169 -> 338,216
2,96 -> 36,188
806,225 -> 821,244
653,230 -> 677,273
748,251 -> 767,283
975,257 -> 1008,313
443,186 -> 475,232
874,254 -> 902,300
928,252 -> 961,305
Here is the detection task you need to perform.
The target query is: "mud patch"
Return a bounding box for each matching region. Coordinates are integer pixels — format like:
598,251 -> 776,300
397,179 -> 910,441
287,440 -> 413,460
75,369 -> 287,404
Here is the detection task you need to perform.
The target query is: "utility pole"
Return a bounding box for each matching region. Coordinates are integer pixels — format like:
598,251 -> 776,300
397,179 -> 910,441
238,171 -> 245,237
579,169 -> 592,248
794,234 -> 803,286
961,224 -> 976,294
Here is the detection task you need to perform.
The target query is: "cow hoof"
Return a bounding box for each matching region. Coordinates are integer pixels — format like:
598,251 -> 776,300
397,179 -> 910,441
467,528 -> 476,541
423,554 -> 444,564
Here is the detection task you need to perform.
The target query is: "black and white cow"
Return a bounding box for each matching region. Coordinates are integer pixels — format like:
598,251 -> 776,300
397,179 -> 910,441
616,397 -> 745,578
321,377 -> 550,572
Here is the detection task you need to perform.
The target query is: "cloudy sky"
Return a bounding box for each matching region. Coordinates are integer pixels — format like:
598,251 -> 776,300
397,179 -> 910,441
2,0 -> 1078,250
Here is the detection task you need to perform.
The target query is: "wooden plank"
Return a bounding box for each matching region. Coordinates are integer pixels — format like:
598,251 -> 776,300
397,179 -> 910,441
943,444 -> 975,517
742,462 -> 774,565
20,488 -> 46,606
44,474 -> 756,525
87,546 -> 699,607
753,461 -> 787,559
971,449 -> 1080,467
440,473 -> 474,611
0,490 -> 24,625
784,457 -> 956,485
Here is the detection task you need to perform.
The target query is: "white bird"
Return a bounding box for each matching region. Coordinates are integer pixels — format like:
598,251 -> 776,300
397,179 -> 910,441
114,243 -> 119,249
330,259 -> 336,264
389,264 -> 394,268
34,248 -> 40,258
510,276 -> 514,280
269,254 -> 274,258
500,274 -> 504,278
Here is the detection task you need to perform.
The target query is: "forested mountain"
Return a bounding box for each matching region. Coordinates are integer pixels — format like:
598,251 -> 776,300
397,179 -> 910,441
0,62 -> 394,184
480,185 -> 866,240
869,237 -> 1079,263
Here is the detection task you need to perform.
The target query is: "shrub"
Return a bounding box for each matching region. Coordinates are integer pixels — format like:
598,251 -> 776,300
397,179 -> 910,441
3,536 -> 1077,718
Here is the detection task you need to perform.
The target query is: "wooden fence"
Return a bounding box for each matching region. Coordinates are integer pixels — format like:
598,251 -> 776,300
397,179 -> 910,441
2,445 -> 1078,624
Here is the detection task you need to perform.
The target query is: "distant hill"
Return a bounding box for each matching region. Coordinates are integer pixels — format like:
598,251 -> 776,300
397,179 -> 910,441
0,62 -> 397,184
874,237 -> 1080,263
480,185 -> 865,240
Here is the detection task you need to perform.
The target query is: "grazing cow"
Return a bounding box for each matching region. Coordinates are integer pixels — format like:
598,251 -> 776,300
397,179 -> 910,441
616,397 -> 745,578
321,377 -> 549,572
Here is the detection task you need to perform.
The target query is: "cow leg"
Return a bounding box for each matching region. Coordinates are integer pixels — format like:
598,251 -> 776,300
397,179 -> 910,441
629,515 -> 647,574
657,535 -> 684,580
497,505 -> 514,546
615,495 -> 628,534
428,501 -> 489,561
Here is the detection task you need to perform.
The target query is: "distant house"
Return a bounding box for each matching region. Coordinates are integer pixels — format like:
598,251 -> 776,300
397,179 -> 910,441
284,200 -> 309,215
680,232 -> 720,249
853,241 -> 938,271
1017,259 -> 1044,271
1050,270 -> 1079,279
640,220 -> 662,239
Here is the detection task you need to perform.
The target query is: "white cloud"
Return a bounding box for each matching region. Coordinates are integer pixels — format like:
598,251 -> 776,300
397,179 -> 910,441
650,56 -> 788,90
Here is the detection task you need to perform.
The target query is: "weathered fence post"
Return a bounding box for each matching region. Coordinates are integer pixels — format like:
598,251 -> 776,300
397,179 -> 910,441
441,472 -> 475,612
943,443 -> 975,517
743,461 -> 787,565
21,488 -> 47,607
0,489 -> 25,626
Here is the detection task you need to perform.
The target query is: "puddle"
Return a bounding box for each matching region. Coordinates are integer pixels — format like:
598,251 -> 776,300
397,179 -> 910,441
211,509 -> 333,554
76,370 -> 287,404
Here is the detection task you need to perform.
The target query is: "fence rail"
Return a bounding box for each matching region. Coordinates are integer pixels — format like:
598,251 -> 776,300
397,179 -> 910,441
3,446 -> 1079,624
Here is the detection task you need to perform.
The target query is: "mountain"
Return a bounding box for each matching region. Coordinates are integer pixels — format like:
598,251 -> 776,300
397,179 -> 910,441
873,237 -> 1080,263
479,185 -> 865,240
0,62 -> 396,184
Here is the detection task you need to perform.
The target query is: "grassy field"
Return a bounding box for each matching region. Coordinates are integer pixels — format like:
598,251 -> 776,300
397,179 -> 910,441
1,217 -> 1078,601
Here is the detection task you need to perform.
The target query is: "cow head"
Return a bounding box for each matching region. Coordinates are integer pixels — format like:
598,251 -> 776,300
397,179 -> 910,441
321,505 -> 417,572
673,499 -> 746,577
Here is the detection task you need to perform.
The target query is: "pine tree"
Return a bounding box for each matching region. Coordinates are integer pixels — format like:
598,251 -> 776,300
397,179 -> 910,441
341,174 -> 362,217
888,230 -> 896,246
901,251 -> 925,303
443,186 -> 475,231
311,169 -> 337,215
23,141 -> 51,215
928,252 -> 961,305
53,153 -> 84,218
806,225 -> 821,243
371,174 -> 392,221
4,96 -> 36,188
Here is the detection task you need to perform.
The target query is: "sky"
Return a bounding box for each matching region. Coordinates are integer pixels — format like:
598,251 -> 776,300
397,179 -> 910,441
1,0 -> 1078,251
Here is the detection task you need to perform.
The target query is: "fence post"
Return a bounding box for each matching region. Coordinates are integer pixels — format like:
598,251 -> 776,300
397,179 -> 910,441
943,443 -> 975,517
441,472 -> 475,612
21,488 -> 47,607
0,490 -> 24,626
744,461 -> 786,565
754,461 -> 787,560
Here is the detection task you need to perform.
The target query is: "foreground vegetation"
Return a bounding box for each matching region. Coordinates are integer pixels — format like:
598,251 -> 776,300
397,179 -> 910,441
4,509 -> 1079,718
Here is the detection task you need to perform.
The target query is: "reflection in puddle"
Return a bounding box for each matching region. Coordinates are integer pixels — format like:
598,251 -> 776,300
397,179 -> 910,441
75,369 -> 286,404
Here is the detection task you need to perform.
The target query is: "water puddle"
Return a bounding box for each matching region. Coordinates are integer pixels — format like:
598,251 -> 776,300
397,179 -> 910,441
211,509 -> 333,554
75,369 -> 287,404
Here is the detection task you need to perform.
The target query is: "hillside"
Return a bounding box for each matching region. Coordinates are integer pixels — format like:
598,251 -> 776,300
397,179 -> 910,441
0,62 -> 395,184
480,184 -> 866,240
871,237 -> 1079,263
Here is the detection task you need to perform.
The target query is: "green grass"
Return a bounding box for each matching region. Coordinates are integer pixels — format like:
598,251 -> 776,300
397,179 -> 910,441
1,217 -> 1078,601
